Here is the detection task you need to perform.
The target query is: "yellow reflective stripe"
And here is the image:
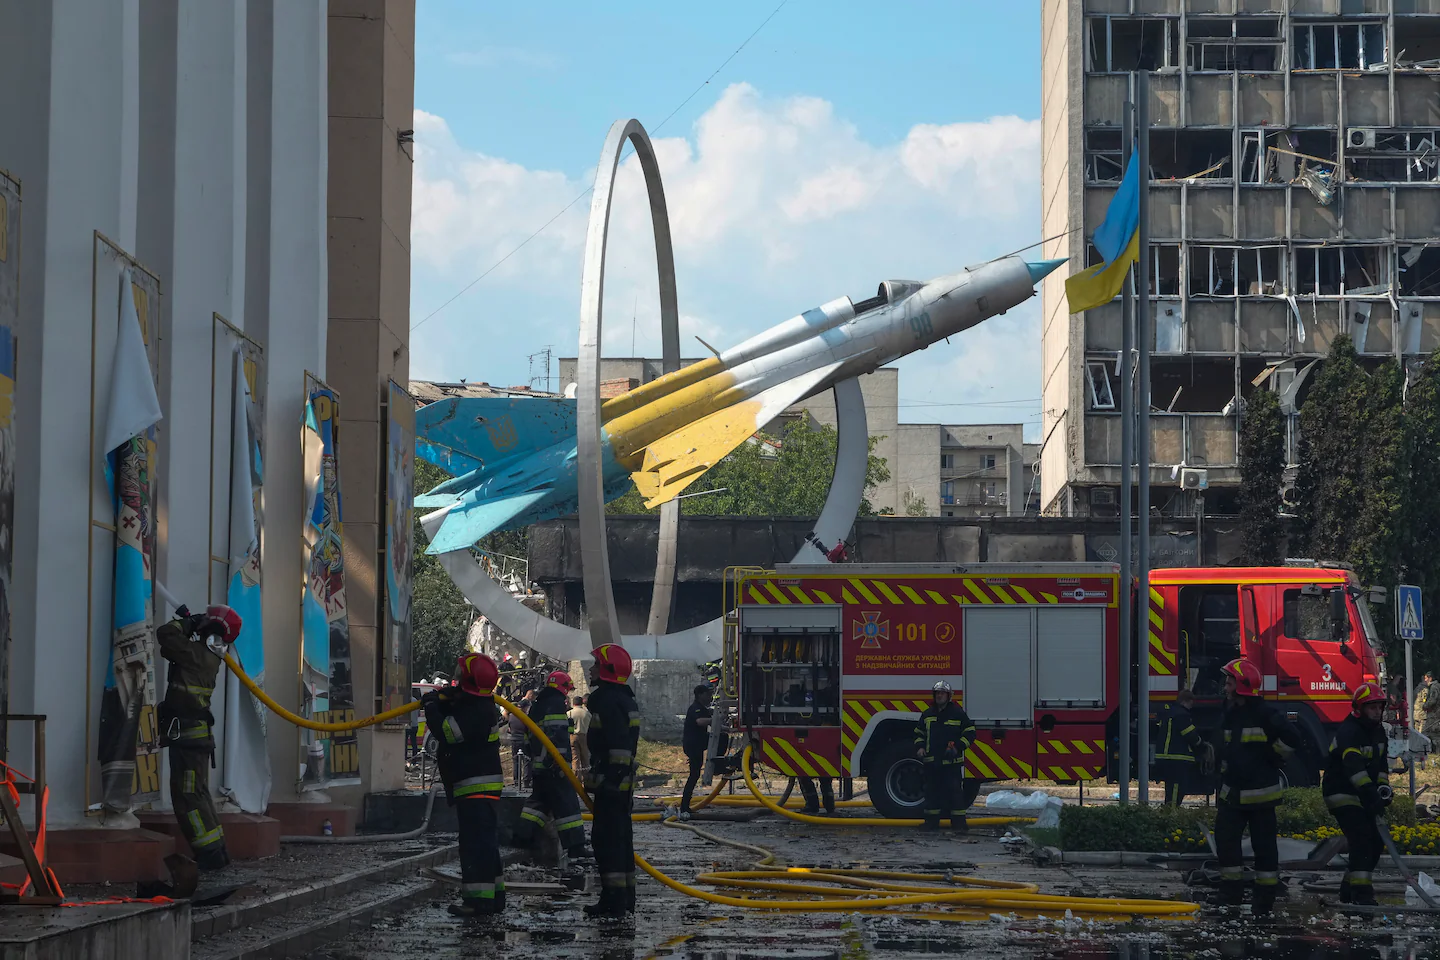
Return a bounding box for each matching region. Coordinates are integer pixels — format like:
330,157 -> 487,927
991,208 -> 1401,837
873,581 -> 902,604
899,585 -> 925,605
789,586 -> 813,604
1350,771 -> 1373,787
990,585 -> 1018,604
841,587 -> 858,604
776,738 -> 819,777
1050,741 -> 1071,755
761,740 -> 797,776
849,579 -> 880,604
965,580 -> 991,604
973,740 -> 1015,779
925,590 -> 948,604
1012,586 -> 1038,604
748,586 -> 769,604
850,701 -> 874,723
1073,740 -> 1095,755
764,581 -> 789,604
813,590 -> 836,604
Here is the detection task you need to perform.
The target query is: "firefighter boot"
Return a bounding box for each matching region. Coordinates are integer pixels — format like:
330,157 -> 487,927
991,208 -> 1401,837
1350,879 -> 1377,907
1339,879 -> 1353,904
585,889 -> 629,919
1251,882 -> 1278,917
952,814 -> 969,834
1212,880 -> 1245,908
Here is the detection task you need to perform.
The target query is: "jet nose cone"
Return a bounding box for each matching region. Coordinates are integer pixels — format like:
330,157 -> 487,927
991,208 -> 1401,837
1026,258 -> 1068,285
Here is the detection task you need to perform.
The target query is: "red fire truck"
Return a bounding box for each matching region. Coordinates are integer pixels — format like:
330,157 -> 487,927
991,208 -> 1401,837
726,561 -> 1387,817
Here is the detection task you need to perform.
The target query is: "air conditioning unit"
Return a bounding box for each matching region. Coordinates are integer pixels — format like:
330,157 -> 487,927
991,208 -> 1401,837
1180,468 -> 1209,491
1348,127 -> 1378,151
1091,487 -> 1118,507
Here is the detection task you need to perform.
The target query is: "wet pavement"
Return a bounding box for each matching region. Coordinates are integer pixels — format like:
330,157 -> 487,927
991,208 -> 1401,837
301,812 -> 1440,960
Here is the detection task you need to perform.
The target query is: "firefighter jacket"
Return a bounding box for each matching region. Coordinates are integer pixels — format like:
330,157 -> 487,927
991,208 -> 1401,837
421,689 -> 504,804
157,617 -> 222,751
586,681 -> 640,794
526,686 -> 574,774
1154,701 -> 1204,765
1216,696 -> 1303,808
913,701 -> 975,767
1322,715 -> 1390,813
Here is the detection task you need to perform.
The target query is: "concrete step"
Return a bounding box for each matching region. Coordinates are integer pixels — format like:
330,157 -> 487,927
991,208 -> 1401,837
137,811 -> 282,861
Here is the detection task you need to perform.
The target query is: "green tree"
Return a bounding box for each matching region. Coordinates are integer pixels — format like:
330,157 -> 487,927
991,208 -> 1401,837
411,458 -> 474,681
1404,350 -> 1440,673
1237,387 -> 1287,564
902,490 -> 929,517
606,421 -> 892,517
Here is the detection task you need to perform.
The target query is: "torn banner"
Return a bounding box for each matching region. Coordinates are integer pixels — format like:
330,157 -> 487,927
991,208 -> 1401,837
98,268 -> 163,815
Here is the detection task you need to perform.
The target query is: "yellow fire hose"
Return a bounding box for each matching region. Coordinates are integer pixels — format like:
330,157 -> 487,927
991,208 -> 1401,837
221,655 -> 1198,919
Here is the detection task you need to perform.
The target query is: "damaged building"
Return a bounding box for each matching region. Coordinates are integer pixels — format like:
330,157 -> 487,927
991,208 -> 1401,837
1040,0 -> 1440,518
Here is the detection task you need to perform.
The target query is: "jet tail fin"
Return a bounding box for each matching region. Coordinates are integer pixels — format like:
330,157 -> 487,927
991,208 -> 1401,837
424,489 -> 550,555
631,362 -> 840,507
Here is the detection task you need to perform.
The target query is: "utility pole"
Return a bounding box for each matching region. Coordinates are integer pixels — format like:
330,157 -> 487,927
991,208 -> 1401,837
1117,81 -> 1136,806
1135,69 -> 1153,805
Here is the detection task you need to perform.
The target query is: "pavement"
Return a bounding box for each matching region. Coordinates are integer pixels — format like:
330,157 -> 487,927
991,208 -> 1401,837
298,809 -> 1440,960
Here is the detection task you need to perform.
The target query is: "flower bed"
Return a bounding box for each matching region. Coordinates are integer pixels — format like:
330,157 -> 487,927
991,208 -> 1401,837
1054,789 -> 1417,853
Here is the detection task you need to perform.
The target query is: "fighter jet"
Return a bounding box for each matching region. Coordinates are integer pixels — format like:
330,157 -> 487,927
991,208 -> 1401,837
415,254 -> 1066,554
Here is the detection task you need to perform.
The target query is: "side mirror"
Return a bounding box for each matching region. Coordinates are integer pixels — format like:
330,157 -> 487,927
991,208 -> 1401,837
1330,588 -> 1349,643
1368,586 -> 1388,606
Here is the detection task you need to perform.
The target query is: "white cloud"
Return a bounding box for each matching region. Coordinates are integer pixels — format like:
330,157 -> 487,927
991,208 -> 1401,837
410,84 -> 1043,434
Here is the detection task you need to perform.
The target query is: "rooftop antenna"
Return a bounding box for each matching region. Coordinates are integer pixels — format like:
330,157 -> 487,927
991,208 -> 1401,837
527,346 -> 553,393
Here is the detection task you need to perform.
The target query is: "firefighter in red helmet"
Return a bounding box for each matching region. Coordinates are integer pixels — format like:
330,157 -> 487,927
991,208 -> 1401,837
514,670 -> 590,861
421,653 -> 506,917
157,604 -> 242,870
1323,682 -> 1392,905
584,644 -> 640,918
1213,657 -> 1303,914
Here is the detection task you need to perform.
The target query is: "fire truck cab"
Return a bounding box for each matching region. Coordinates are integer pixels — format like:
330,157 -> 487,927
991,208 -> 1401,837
1139,565 -> 1387,788
728,562 -> 1120,818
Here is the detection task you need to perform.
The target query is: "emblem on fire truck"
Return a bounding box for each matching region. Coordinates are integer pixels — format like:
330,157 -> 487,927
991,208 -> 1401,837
854,611 -> 889,649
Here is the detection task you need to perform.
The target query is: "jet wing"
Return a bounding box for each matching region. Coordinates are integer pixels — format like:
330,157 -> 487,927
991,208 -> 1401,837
631,362 -> 841,508
425,489 -> 550,555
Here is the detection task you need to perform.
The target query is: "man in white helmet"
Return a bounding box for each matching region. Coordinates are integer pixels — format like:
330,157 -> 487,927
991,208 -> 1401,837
913,680 -> 975,831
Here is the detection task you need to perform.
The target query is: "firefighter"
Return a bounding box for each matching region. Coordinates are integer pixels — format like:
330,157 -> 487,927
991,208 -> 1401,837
913,680 -> 975,831
1324,682 -> 1392,906
796,775 -> 835,815
1213,658 -> 1303,915
515,670 -> 590,860
157,604 -> 241,871
585,643 -> 641,918
1154,688 -> 1211,807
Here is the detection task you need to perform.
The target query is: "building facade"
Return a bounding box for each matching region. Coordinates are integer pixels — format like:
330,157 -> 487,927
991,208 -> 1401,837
1040,0 -> 1440,518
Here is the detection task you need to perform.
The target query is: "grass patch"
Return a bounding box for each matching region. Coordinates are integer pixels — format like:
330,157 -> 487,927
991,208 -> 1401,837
1057,788 -> 1417,853
636,739 -> 689,782
1023,826 -> 1062,849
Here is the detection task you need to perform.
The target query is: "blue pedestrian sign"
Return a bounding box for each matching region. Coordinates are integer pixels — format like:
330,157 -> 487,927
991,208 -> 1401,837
1397,584 -> 1424,641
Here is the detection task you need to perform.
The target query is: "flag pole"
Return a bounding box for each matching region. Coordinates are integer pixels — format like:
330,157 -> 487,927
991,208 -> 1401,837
1117,80 -> 1135,806
1135,69 -> 1153,806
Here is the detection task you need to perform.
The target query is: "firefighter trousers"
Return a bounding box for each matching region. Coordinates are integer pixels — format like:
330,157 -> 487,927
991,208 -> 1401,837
1156,760 -> 1191,807
1215,804 -> 1280,911
680,751 -> 705,812
922,763 -> 965,827
515,773 -> 587,853
797,775 -> 834,813
1333,805 -> 1383,901
591,790 -> 636,909
456,798 -> 505,910
169,745 -> 228,869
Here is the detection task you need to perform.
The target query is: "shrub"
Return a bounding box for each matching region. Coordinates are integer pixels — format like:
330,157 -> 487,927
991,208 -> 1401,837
1056,788 -> 1417,852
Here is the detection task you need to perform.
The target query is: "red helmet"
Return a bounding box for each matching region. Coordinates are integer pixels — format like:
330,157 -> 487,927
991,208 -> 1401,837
1221,658 -> 1262,697
591,644 -> 633,685
547,670 -> 575,695
456,654 -> 499,697
200,605 -> 243,644
1352,681 -> 1388,716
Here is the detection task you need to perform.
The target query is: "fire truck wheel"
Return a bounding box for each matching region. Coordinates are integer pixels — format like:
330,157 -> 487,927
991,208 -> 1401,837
869,738 -> 928,819
957,777 -> 982,810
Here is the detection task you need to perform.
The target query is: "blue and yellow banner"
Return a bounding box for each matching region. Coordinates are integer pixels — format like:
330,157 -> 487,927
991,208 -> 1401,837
1066,150 -> 1141,314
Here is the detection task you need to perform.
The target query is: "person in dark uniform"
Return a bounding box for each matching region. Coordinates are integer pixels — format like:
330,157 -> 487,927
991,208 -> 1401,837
422,653 -> 507,918
678,685 -> 713,820
913,680 -> 976,831
157,604 -> 242,871
585,644 -> 640,918
1154,688 -> 1211,807
1213,658 -> 1303,915
796,774 -> 835,815
506,690 -> 534,788
515,670 -> 589,859
1324,682 -> 1392,906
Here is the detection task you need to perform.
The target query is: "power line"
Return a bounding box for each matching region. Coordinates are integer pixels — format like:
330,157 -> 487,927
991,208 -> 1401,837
411,0 -> 790,334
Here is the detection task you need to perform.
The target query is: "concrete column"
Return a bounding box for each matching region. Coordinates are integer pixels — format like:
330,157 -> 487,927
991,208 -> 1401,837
0,0 -> 141,825
325,0 -> 414,804
254,0 -> 329,803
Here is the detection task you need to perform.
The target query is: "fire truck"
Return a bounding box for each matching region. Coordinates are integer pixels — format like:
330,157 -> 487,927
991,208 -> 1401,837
724,561 -> 1388,818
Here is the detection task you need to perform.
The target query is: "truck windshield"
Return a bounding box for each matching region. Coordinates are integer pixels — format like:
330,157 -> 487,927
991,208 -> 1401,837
1356,595 -> 1385,677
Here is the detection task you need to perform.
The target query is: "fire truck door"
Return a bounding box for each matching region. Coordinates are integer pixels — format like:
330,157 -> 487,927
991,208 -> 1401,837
1269,584 -> 1358,700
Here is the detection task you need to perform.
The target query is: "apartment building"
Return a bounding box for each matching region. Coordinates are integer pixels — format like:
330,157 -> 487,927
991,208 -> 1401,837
1040,0 -> 1440,518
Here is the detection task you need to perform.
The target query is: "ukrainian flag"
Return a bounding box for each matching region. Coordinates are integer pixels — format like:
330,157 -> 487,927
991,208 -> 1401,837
1066,150 -> 1141,314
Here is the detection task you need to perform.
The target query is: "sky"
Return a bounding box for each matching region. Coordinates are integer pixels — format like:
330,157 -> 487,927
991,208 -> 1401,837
410,1 -> 1046,438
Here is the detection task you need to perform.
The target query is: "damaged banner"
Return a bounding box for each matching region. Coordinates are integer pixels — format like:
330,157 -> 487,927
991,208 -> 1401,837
382,380 -> 415,716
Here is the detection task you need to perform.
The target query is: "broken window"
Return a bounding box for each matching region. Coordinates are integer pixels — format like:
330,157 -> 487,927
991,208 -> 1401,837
1293,22 -> 1387,70
1087,17 -> 1180,73
1400,245 -> 1440,297
1086,129 -> 1125,183
1346,129 -> 1440,184
1293,246 -> 1389,296
1396,18 -> 1440,68
1236,247 -> 1284,296
1187,18 -> 1283,72
1295,247 -> 1341,295
1189,246 -> 1239,297
1153,244 -> 1181,297
1148,129 -> 1233,181
1086,361 -> 1117,411
1241,130 -> 1290,184
1151,358 -> 1238,413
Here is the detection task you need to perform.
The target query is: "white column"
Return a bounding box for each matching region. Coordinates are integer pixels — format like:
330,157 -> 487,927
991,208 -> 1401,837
256,0 -> 328,802
0,0 -> 141,825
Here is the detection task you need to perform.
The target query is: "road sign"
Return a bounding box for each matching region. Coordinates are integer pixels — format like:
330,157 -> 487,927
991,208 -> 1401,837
1397,584 -> 1424,641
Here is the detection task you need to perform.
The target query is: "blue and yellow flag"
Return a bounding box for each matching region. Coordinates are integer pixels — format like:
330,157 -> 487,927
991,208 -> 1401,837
1066,151 -> 1141,314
